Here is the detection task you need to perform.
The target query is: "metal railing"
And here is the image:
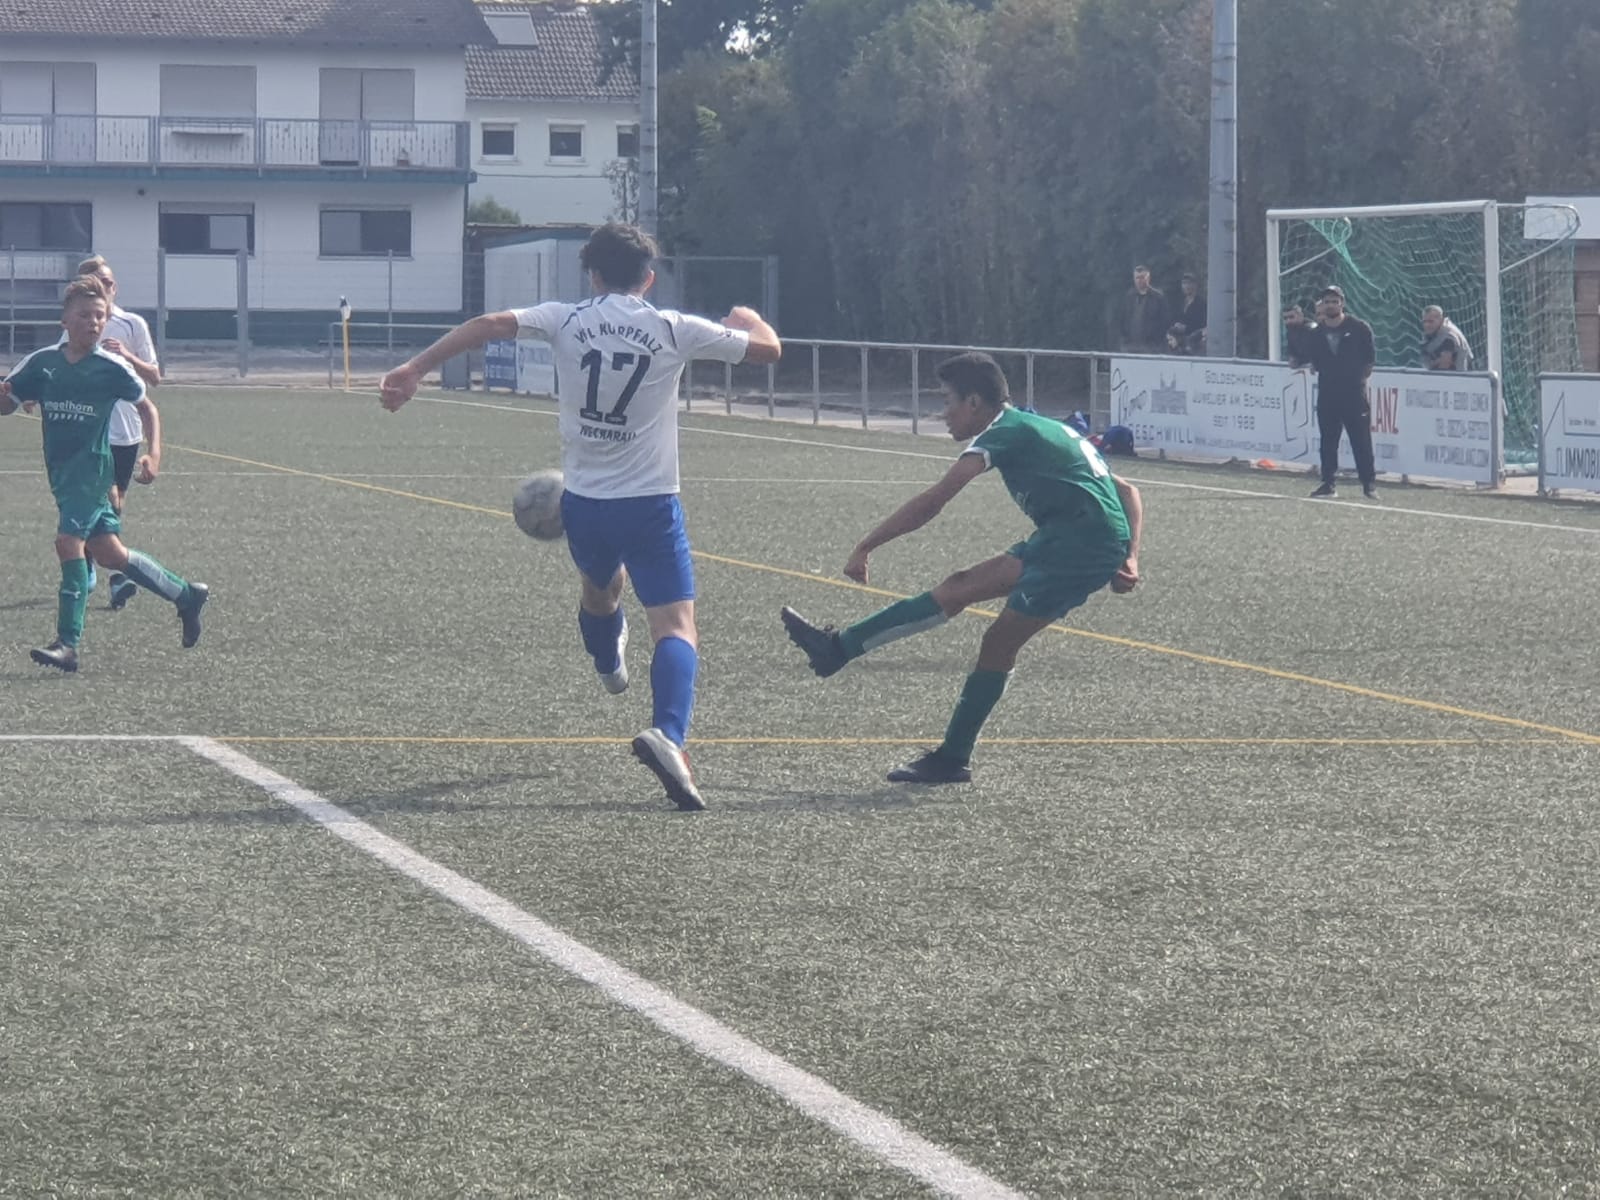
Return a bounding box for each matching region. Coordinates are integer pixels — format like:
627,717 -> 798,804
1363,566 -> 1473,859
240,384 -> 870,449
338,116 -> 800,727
0,114 -> 469,174
682,339 -> 1110,433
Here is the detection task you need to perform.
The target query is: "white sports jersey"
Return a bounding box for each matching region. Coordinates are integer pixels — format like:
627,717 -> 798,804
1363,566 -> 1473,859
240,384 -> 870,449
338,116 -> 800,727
57,305 -> 158,446
513,293 -> 749,499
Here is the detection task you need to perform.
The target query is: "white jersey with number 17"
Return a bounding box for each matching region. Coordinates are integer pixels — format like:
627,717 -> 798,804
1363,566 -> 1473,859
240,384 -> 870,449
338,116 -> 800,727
512,292 -> 749,500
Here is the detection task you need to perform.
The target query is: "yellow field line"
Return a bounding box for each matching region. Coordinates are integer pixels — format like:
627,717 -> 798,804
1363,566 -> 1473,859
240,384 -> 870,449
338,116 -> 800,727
213,735 -> 1567,748
167,442 -> 1600,748
174,446 -> 513,519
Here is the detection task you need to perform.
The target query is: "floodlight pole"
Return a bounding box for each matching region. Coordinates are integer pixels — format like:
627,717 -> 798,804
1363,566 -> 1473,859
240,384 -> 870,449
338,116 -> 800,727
1205,0 -> 1238,357
639,0 -> 659,236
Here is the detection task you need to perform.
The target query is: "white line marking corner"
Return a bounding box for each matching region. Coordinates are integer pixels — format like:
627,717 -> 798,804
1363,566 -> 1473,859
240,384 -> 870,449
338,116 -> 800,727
175,736 -> 1024,1200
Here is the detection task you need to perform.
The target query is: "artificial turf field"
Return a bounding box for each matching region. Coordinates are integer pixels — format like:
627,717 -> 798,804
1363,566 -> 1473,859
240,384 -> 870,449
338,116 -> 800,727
3,386 -> 1599,1197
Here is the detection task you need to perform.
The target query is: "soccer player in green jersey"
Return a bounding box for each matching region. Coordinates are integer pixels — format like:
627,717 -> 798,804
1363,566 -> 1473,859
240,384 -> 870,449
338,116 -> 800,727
781,352 -> 1143,783
0,276 -> 208,672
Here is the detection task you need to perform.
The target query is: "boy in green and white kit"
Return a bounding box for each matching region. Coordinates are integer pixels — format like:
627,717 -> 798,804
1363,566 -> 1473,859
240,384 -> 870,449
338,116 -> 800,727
0,276 -> 207,672
782,351 -> 1143,783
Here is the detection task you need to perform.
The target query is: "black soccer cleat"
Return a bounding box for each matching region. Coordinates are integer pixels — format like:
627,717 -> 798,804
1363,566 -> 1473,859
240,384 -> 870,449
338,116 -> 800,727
1362,483 -> 1379,499
109,574 -> 137,611
176,582 -> 209,648
780,605 -> 848,678
886,750 -> 972,785
30,640 -> 79,673
631,727 -> 707,812
1309,482 -> 1337,499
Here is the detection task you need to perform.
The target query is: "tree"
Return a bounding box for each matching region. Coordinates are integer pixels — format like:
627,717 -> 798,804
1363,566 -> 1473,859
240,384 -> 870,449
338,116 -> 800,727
605,158 -> 641,223
468,197 -> 522,225
591,0 -> 812,78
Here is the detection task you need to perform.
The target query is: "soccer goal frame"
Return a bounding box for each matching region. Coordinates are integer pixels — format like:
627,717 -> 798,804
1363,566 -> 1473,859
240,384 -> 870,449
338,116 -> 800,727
1267,198 -> 1586,466
1265,199 -> 1504,374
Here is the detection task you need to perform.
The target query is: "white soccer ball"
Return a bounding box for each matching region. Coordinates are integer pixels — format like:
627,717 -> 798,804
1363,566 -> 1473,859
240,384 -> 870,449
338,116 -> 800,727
512,469 -> 566,540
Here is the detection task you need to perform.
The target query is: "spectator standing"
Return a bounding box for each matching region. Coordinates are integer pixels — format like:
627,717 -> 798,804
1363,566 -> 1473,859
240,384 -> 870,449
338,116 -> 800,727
1304,285 -> 1377,499
1282,303 -> 1317,368
1111,265 -> 1170,354
1172,272 -> 1207,352
1420,305 -> 1473,371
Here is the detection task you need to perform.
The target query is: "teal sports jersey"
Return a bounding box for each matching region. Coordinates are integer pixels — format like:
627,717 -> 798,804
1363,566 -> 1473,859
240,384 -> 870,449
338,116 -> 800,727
5,345 -> 145,509
964,406 -> 1130,541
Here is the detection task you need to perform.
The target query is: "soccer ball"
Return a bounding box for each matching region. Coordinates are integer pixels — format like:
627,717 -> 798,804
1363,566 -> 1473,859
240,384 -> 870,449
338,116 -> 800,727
512,469 -> 566,540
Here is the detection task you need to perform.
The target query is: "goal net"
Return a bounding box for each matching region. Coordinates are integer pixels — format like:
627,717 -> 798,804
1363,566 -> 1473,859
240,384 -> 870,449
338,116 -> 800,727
1268,200 -> 1583,464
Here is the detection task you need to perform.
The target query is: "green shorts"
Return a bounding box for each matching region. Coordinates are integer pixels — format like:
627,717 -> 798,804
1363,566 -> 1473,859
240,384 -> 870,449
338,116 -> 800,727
56,497 -> 121,541
1004,524 -> 1129,621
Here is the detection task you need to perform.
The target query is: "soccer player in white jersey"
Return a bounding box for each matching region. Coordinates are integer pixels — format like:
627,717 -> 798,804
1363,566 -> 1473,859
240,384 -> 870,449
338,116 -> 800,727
71,256 -> 162,610
378,223 -> 781,811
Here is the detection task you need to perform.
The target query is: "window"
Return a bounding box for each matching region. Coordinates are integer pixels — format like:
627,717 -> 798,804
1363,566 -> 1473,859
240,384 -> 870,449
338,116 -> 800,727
320,208 -> 411,257
159,203 -> 254,254
0,201 -> 92,250
482,11 -> 538,45
320,68 -> 414,121
481,124 -> 515,158
548,124 -> 583,160
159,65 -> 256,117
0,62 -> 95,116
616,124 -> 639,159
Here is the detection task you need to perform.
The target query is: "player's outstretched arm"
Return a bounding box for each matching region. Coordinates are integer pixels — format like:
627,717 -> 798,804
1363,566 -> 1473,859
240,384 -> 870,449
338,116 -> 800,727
722,306 -> 781,365
380,311 -> 519,411
844,454 -> 985,583
1110,475 -> 1143,593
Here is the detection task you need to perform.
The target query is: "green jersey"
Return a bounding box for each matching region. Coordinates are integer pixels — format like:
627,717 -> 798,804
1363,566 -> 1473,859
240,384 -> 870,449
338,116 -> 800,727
5,345 -> 144,509
964,406 -> 1130,542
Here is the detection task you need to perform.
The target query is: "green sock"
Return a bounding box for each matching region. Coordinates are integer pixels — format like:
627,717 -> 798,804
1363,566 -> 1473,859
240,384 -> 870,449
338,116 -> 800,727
57,557 -> 90,647
121,549 -> 188,604
838,591 -> 947,660
937,669 -> 1011,764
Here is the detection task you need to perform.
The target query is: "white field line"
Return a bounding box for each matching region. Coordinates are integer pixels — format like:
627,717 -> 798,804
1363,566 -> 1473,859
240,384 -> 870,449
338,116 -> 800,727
408,392 -> 1600,538
176,735 -> 1027,1200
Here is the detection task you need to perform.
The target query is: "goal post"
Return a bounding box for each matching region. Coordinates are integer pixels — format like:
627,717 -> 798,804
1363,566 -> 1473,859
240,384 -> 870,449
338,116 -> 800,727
1266,199 -> 1583,464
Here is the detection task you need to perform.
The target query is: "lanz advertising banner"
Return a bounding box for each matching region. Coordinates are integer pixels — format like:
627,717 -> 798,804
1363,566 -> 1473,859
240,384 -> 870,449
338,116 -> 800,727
1110,356 -> 1497,484
1540,374 -> 1600,494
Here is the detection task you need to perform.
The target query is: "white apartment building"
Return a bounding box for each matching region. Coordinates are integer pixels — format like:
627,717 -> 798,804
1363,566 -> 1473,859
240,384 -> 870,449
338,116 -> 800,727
0,0 -> 489,343
467,2 -> 640,228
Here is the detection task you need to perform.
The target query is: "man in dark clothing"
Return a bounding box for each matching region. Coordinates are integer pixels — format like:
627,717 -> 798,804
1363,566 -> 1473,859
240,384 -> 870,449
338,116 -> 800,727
1304,285 -> 1377,499
1282,303 -> 1317,367
1172,272 -> 1207,351
1111,265 -> 1170,354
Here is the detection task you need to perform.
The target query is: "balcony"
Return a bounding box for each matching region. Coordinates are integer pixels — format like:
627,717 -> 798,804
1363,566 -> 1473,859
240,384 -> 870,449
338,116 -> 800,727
0,115 -> 470,182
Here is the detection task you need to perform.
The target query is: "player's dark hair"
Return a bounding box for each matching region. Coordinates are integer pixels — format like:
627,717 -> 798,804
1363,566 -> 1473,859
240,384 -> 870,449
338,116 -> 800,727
580,223 -> 657,291
936,352 -> 1009,409
62,274 -> 108,310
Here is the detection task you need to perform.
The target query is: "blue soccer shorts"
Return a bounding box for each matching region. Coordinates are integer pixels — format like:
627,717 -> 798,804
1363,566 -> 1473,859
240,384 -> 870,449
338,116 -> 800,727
560,491 -> 695,608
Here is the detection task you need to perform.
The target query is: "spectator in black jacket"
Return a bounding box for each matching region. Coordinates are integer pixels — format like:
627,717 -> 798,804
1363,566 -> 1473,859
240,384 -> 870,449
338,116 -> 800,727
1304,285 -> 1377,499
1282,303 -> 1317,367
1172,272 -> 1207,350
1111,265 -> 1170,354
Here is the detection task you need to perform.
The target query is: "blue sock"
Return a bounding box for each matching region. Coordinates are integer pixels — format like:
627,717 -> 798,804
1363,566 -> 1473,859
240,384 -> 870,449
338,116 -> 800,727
578,606 -> 624,673
650,636 -> 698,747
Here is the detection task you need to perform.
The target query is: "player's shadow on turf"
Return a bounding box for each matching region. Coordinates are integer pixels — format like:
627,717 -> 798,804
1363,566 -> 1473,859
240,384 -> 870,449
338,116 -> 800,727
339,771 -> 557,817
728,785 -> 944,812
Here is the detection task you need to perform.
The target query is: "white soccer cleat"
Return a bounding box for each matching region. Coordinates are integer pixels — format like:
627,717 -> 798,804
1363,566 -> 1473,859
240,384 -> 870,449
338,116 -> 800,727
599,618 -> 629,694
631,727 -> 705,812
